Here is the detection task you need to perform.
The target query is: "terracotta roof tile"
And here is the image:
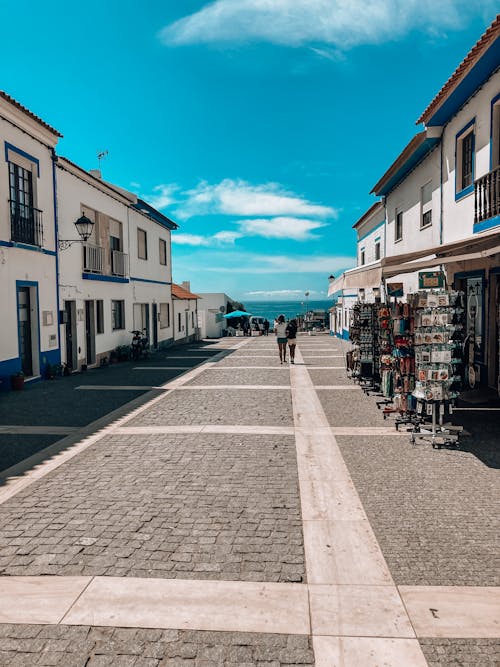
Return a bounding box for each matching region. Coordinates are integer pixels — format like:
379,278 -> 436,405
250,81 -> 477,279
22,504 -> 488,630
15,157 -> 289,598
0,91 -> 63,137
172,283 -> 200,300
417,15 -> 500,125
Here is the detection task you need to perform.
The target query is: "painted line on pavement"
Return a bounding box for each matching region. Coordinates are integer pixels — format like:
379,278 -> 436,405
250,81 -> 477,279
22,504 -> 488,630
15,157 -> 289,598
0,426 -> 78,435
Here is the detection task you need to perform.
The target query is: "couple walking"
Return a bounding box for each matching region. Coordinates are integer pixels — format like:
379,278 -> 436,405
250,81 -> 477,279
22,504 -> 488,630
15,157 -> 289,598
275,315 -> 298,364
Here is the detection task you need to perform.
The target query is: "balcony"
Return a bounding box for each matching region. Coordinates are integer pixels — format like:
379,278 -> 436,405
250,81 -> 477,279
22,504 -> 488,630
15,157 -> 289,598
9,200 -> 43,247
111,249 -> 129,277
474,166 -> 500,225
83,243 -> 105,274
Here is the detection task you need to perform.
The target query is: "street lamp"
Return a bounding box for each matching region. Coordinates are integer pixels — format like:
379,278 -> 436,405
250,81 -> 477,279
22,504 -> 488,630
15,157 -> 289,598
58,213 -> 95,250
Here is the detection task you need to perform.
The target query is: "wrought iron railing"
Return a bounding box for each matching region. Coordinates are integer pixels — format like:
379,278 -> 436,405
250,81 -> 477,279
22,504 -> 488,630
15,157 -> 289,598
9,200 -> 43,246
474,165 -> 500,224
83,243 -> 105,273
111,250 -> 128,277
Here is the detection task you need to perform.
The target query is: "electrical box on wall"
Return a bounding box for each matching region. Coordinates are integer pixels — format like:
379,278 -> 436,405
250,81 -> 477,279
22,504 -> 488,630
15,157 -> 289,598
42,311 -> 54,326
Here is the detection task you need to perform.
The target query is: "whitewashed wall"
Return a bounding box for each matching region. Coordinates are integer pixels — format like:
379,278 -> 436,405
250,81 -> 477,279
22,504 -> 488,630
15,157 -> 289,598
173,299 -> 199,342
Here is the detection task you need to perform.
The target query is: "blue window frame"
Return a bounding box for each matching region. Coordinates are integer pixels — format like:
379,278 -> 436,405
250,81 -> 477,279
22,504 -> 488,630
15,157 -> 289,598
455,119 -> 475,200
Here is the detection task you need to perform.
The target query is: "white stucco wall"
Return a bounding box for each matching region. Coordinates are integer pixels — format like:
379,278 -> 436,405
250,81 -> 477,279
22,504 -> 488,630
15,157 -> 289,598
196,292 -> 235,338
173,299 -> 199,342
0,103 -> 60,382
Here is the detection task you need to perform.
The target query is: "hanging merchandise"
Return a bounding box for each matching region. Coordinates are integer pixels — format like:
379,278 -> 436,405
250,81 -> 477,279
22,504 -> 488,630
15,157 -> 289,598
349,302 -> 380,392
377,301 -> 417,428
408,290 -> 465,448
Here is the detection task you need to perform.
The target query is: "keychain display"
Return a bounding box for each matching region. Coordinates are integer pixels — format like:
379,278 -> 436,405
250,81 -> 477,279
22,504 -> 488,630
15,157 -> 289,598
349,302 -> 380,390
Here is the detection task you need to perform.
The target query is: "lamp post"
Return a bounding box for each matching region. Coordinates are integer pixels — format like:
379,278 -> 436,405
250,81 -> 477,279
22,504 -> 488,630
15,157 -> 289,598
305,291 -> 310,329
58,213 -> 95,250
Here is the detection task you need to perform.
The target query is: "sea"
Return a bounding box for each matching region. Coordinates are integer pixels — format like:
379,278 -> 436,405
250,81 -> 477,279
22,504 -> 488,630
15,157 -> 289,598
243,300 -> 332,322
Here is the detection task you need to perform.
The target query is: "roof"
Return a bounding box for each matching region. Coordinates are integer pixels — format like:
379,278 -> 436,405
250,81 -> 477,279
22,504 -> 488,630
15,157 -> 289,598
133,199 -> 178,230
57,156 -> 136,204
352,201 -> 384,229
0,91 -> 63,138
172,283 -> 200,300
371,131 -> 440,197
417,15 -> 500,126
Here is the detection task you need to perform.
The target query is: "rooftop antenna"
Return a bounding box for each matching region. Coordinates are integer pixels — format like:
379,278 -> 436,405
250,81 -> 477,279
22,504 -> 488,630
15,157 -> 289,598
97,150 -> 108,171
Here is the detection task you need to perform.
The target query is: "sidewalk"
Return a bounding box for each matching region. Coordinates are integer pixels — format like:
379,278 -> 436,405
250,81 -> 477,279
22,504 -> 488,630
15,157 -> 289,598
0,334 -> 498,666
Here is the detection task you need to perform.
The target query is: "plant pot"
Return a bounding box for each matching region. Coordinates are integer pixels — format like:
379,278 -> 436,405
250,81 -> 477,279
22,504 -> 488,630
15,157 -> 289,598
11,375 -> 25,391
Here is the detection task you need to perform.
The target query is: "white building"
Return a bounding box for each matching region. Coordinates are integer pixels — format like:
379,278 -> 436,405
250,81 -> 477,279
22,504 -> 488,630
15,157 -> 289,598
370,16 -> 500,390
0,92 -> 61,388
197,292 -> 237,338
56,158 -> 177,369
172,282 -> 200,343
328,201 -> 385,338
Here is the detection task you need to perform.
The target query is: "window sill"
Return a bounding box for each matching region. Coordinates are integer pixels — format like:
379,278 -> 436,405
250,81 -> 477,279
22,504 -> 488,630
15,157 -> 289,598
420,223 -> 432,230
455,184 -> 474,201
394,238 -> 403,244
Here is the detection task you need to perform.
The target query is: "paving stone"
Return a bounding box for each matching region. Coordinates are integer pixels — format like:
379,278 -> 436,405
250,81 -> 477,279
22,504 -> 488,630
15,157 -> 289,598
186,368 -> 290,386
0,432 -> 304,582
419,638 -> 500,666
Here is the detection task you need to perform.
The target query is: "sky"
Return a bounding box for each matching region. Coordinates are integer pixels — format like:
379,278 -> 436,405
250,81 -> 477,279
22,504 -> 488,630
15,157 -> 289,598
0,1 -> 497,301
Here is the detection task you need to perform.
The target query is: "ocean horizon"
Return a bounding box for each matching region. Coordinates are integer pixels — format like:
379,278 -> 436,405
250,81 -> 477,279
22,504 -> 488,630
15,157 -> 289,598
241,300 -> 332,322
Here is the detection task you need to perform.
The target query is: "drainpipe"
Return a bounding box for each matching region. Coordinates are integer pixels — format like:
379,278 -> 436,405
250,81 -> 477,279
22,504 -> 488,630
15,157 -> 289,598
439,136 -> 444,246
51,148 -> 62,362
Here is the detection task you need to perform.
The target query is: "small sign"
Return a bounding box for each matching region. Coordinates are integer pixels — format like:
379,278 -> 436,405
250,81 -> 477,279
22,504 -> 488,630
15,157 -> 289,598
386,282 -> 404,297
419,271 -> 445,289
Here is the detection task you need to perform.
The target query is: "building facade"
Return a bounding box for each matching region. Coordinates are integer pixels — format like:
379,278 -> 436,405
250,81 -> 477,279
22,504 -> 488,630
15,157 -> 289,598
172,282 -> 200,343
0,92 -> 62,388
197,292 -> 237,338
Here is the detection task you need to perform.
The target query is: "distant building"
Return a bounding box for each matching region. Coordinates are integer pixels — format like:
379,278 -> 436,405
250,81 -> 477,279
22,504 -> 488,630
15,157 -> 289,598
172,282 -> 200,343
197,292 -> 238,338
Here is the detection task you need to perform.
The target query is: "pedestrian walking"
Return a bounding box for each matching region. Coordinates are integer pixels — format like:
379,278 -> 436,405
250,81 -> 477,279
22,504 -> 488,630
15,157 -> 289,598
274,314 -> 288,364
286,318 -> 298,364
263,319 -> 270,336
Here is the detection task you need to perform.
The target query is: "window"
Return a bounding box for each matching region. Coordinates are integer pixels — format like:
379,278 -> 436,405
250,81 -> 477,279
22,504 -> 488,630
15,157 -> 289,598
191,311 -> 195,328
492,96 -> 500,169
137,228 -> 147,259
395,210 -> 403,241
360,248 -> 365,265
111,300 -> 125,330
159,302 -> 170,329
456,121 -> 475,196
9,162 -> 41,246
96,300 -> 104,334
178,312 -> 182,331
421,181 -> 433,228
375,240 -> 381,261
159,238 -> 167,265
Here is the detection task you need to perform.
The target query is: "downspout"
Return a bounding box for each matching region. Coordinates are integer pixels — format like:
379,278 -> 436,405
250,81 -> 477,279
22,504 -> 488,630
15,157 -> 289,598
51,148 -> 62,361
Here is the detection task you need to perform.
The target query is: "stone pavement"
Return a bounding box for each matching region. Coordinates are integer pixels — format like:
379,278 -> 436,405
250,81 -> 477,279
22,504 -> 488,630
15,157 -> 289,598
0,334 -> 498,666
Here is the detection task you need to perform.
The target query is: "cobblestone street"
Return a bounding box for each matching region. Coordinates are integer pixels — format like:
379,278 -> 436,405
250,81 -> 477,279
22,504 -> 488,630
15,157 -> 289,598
0,335 -> 498,666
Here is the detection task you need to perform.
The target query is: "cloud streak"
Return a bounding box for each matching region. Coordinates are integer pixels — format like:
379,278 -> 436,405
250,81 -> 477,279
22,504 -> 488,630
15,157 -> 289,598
177,178 -> 337,219
160,0 -> 496,49
238,217 -> 326,240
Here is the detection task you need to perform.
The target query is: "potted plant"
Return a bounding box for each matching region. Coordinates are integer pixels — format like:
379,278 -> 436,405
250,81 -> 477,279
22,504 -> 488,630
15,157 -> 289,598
10,372 -> 25,391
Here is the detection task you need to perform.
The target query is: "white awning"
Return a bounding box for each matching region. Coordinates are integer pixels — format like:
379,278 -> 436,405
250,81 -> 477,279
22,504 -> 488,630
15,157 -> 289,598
343,263 -> 382,289
327,275 -> 346,296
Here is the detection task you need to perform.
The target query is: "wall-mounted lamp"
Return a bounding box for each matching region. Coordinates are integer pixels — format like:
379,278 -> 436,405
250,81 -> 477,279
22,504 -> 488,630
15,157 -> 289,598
58,213 -> 95,250
358,288 -> 365,302
373,286 -> 381,302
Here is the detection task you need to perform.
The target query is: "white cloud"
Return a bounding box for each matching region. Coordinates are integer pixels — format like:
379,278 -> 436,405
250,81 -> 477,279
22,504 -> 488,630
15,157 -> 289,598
173,249 -> 355,274
238,217 -> 326,240
160,0 -> 495,48
177,179 -> 336,219
172,230 -> 242,246
213,230 -> 243,243
142,184 -> 178,210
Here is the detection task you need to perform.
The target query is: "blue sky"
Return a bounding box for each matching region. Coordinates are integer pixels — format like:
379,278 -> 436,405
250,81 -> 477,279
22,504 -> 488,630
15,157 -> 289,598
0,1 -> 497,300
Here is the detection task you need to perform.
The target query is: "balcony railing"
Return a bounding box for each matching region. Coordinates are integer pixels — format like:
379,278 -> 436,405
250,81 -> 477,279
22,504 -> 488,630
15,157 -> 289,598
83,243 -> 105,274
9,200 -> 43,246
474,165 -> 500,225
111,249 -> 128,277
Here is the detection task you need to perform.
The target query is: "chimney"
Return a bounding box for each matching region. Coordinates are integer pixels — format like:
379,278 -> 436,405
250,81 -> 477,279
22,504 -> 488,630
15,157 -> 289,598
89,169 -> 102,179
181,281 -> 191,292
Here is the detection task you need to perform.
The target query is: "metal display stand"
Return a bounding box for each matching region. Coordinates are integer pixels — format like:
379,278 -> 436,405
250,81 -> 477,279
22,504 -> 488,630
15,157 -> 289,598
411,401 -> 463,448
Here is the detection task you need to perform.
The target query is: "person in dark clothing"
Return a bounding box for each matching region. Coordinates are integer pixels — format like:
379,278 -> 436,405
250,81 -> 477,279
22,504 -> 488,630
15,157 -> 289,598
263,319 -> 270,335
286,318 -> 298,364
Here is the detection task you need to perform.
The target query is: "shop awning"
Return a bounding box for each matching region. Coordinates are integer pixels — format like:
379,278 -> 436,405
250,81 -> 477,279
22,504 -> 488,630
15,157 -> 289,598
343,263 -> 382,289
382,230 -> 500,278
327,274 -> 346,296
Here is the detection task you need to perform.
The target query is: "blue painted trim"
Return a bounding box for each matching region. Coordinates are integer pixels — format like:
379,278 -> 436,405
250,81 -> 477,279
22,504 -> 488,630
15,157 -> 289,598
374,236 -> 381,242
82,273 -> 129,284
426,38 -> 500,126
341,328 -> 350,340
455,118 -> 475,200
375,138 -> 440,197
130,276 -> 172,286
4,141 -> 40,177
16,280 -> 41,377
51,149 -> 61,354
473,214 -> 500,233
489,91 -> 500,171
0,239 -> 56,256
357,220 -> 385,242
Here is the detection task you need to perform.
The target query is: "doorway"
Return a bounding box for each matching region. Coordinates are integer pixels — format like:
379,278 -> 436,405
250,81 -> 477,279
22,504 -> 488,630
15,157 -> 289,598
64,300 -> 77,370
85,300 -> 96,365
17,286 -> 34,376
152,303 -> 158,348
